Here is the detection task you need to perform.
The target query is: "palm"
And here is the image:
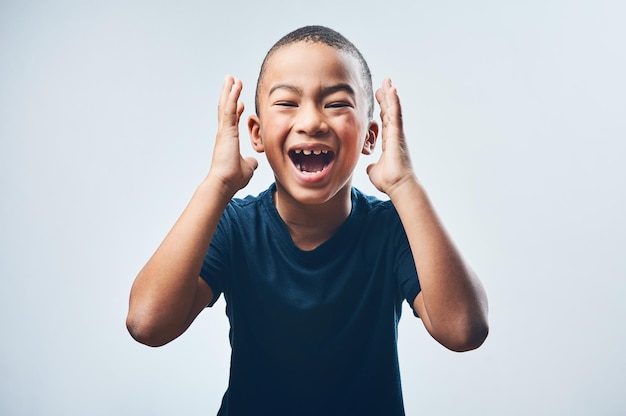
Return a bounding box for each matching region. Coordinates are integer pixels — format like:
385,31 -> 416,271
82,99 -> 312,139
210,76 -> 257,193
367,79 -> 414,196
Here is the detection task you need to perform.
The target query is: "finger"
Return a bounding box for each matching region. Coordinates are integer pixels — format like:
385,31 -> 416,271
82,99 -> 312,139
235,101 -> 245,126
375,78 -> 395,122
224,78 -> 243,123
218,76 -> 243,127
379,79 -> 403,132
375,88 -> 386,116
386,84 -> 403,131
375,80 -> 388,111
218,75 -> 235,121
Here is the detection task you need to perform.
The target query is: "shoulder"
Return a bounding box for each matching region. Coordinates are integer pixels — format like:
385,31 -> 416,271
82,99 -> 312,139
224,184 -> 274,217
212,185 -> 276,242
350,188 -> 408,242
230,185 -> 272,208
351,187 -> 399,221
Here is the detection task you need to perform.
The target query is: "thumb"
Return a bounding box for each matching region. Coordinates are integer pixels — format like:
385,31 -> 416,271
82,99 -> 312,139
244,157 -> 259,171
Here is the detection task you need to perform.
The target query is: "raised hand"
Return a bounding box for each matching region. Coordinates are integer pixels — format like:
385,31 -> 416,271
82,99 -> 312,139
368,81 -> 489,352
366,78 -> 416,198
208,75 -> 258,196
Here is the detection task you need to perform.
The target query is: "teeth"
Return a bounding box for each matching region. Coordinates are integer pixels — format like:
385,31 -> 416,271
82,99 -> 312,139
294,149 -> 329,155
295,162 -> 327,174
292,148 -> 331,174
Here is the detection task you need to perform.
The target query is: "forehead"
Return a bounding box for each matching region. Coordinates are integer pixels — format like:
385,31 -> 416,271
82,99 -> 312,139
260,42 -> 365,96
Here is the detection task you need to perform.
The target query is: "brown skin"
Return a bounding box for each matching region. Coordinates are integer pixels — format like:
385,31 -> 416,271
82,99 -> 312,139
126,77 -> 254,346
127,42 -> 488,351
369,79 -> 489,351
247,42 -> 378,250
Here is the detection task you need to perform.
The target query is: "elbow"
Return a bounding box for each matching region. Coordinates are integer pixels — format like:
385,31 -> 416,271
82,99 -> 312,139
443,319 -> 489,352
126,311 -> 172,348
426,309 -> 489,352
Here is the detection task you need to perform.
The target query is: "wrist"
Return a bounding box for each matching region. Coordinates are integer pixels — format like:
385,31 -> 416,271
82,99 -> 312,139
198,173 -> 239,203
386,174 -> 422,202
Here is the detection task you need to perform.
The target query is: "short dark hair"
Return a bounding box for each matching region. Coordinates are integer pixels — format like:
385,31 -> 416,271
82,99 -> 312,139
255,25 -> 374,119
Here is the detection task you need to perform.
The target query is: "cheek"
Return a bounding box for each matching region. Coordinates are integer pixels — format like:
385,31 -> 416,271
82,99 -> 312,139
261,115 -> 291,138
335,118 -> 366,149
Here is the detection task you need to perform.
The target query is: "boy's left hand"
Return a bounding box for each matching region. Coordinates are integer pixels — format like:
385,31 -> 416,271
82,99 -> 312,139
367,78 -> 416,198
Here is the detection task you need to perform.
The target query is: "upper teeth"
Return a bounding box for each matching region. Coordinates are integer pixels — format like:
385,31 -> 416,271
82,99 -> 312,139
294,149 -> 329,155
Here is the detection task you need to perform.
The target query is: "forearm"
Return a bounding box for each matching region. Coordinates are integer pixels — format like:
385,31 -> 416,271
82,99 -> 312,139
389,177 -> 489,351
126,176 -> 234,346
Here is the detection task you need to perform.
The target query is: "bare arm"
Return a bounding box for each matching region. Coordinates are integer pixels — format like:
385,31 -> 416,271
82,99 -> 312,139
126,76 -> 257,347
367,79 -> 488,352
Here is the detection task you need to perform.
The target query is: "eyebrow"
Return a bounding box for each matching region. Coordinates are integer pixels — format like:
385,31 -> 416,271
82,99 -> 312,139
268,84 -> 302,97
321,83 -> 356,97
268,83 -> 356,98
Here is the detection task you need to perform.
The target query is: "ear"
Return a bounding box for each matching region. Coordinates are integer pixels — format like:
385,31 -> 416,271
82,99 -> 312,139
361,121 -> 379,155
248,114 -> 265,153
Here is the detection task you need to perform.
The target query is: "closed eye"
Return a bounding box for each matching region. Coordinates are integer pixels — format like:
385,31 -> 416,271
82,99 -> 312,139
275,101 -> 298,107
326,102 -> 351,108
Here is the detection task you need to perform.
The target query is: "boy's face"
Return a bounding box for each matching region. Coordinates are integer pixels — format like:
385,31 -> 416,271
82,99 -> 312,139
248,42 -> 378,206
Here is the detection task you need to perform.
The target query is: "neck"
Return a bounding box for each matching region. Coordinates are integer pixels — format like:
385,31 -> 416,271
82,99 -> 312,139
273,185 -> 352,251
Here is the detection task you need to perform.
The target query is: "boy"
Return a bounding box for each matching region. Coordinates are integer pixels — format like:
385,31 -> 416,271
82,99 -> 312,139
127,25 -> 488,415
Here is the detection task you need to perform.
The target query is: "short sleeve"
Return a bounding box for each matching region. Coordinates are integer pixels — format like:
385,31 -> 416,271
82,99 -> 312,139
389,206 -> 421,314
199,208 -> 233,307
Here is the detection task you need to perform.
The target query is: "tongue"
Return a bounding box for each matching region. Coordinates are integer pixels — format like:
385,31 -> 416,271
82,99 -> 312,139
297,154 -> 326,172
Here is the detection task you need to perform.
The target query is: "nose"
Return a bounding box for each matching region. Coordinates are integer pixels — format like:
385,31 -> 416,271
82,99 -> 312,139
295,103 -> 329,137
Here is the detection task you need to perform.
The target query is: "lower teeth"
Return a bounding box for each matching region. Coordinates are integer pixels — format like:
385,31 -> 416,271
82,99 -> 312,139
295,164 -> 325,174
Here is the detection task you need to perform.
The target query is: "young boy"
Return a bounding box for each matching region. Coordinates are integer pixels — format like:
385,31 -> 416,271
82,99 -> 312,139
127,25 -> 488,415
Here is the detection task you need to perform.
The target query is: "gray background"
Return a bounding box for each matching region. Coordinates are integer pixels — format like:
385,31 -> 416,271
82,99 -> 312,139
2,0 -> 625,415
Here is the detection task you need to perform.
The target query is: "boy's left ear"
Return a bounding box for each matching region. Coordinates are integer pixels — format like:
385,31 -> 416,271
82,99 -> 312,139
361,121 -> 379,155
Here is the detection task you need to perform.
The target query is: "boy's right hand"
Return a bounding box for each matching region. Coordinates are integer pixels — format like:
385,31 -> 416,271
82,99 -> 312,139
207,75 -> 258,197
127,76 -> 260,347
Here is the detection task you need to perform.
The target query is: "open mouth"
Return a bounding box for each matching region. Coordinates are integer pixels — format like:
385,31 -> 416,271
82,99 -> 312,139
289,148 -> 335,174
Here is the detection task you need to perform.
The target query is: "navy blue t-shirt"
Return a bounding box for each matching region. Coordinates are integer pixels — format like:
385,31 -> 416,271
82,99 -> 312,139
201,184 -> 421,416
